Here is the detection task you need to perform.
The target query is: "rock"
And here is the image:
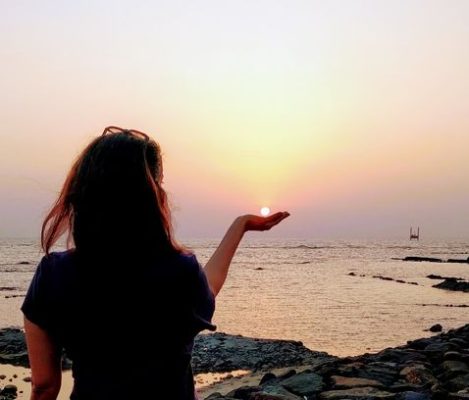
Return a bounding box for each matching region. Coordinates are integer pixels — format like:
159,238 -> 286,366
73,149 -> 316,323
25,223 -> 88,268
253,386 -> 303,399
424,342 -> 457,353
0,329 -> 30,367
192,332 -> 334,374
433,278 -> 469,293
403,257 -> 442,263
429,324 -> 443,333
447,259 -> 469,264
427,274 -> 463,280
449,338 -> 469,348
279,371 -> 324,397
373,275 -> 394,281
442,360 -> 469,375
389,382 -> 426,392
399,392 -> 431,400
259,373 -> 277,385
399,365 -> 437,385
225,385 -> 261,399
444,351 -> 465,361
319,386 -> 397,399
331,375 -> 385,389
447,373 -> 469,392
1,384 -> 18,394
276,370 -> 296,381
204,393 -> 224,400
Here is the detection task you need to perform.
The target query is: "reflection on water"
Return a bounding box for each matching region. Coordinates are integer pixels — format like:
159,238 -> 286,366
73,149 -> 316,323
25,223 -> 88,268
1,238 -> 468,356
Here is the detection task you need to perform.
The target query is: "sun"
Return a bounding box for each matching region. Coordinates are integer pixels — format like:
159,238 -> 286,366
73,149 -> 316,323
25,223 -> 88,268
260,206 -> 271,216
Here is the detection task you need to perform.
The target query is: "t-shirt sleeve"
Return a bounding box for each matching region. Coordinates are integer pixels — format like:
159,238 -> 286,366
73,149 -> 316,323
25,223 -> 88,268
21,255 -> 54,330
188,255 -> 216,334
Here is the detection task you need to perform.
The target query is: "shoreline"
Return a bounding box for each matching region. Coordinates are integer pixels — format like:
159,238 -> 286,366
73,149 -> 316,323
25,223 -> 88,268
1,326 -> 469,399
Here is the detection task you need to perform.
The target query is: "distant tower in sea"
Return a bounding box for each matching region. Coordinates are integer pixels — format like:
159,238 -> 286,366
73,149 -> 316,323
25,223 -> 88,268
410,227 -> 420,240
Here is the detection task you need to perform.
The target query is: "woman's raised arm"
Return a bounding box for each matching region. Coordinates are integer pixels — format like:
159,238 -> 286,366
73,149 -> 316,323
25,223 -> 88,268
204,212 -> 289,297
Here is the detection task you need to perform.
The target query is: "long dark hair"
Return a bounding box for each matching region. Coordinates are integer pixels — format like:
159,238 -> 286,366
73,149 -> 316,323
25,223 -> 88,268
41,127 -> 183,258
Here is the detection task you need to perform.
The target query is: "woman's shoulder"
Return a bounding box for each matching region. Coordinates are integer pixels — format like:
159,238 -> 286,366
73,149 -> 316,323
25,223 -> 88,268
171,251 -> 200,269
36,249 -> 77,275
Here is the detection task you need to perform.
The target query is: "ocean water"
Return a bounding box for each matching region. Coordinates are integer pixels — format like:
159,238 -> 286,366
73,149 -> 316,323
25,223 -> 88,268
1,238 -> 468,357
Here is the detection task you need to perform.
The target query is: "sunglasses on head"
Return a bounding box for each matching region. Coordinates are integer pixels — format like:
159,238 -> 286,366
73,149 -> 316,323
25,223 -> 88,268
102,126 -> 150,141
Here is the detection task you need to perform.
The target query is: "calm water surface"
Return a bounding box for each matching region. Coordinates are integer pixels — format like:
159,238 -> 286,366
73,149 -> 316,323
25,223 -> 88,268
1,238 -> 468,356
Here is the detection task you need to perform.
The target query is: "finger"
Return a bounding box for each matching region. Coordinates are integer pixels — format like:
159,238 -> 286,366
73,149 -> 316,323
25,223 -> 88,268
266,211 -> 289,222
268,212 -> 290,224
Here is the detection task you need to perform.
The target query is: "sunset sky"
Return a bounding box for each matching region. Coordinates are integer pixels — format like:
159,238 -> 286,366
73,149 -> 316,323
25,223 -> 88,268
1,0 -> 468,239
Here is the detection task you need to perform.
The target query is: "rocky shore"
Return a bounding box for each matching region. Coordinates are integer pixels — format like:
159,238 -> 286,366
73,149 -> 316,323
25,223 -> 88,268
0,329 -> 329,373
206,324 -> 469,400
2,325 -> 469,399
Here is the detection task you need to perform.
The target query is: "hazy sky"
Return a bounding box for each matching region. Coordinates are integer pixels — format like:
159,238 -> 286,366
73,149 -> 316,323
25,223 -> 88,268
1,0 -> 468,240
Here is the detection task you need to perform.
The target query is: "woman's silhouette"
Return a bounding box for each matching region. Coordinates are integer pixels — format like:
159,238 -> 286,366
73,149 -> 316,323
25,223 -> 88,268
22,126 -> 289,400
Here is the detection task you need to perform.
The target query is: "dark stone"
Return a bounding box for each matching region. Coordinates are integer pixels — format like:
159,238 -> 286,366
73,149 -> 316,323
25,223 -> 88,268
225,385 -> 262,399
433,278 -> 469,293
403,257 -> 443,263
1,384 -> 18,394
427,274 -> 463,280
399,392 -> 431,400
429,324 -> 443,333
259,372 -> 277,386
276,370 -> 296,381
279,371 -> 324,396
259,385 -> 303,399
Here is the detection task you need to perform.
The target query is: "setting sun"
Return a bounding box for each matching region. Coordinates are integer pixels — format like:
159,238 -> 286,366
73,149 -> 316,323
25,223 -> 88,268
260,207 -> 271,217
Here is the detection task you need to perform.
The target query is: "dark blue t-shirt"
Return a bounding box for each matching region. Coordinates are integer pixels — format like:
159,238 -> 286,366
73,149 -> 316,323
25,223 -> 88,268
21,250 -> 215,400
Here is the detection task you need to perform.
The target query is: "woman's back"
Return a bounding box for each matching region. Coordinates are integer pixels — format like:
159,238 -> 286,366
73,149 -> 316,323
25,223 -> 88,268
22,249 -> 215,399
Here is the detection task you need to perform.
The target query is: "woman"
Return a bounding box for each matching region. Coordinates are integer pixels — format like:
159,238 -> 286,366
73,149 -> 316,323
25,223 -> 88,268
21,126 -> 289,400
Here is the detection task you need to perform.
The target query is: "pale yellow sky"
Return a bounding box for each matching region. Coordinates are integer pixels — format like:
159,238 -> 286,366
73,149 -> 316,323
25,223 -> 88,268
1,0 -> 468,239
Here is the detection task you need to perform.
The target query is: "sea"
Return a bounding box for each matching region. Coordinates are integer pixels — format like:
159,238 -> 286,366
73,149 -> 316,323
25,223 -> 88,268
1,238 -> 468,357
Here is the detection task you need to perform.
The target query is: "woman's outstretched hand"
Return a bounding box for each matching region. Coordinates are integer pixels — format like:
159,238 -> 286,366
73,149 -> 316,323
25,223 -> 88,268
204,211 -> 290,297
242,211 -> 290,232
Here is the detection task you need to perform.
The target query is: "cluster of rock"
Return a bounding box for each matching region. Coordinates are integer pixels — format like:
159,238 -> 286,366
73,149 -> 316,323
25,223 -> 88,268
0,329 -> 328,374
403,256 -> 469,264
3,325 -> 469,399
193,333 -> 331,374
348,273 -> 419,286
206,324 -> 469,400
0,384 -> 16,400
348,272 -> 469,294
0,329 -> 28,367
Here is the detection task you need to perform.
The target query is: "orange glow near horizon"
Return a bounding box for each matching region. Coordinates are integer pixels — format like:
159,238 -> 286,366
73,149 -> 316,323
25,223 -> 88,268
1,1 -> 469,238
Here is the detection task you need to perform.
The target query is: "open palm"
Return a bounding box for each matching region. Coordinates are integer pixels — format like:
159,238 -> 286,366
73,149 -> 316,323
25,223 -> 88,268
243,212 -> 290,232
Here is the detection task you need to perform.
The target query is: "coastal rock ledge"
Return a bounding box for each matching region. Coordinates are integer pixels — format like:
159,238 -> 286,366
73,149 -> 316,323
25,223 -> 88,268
0,329 -> 330,374
206,324 -> 469,400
